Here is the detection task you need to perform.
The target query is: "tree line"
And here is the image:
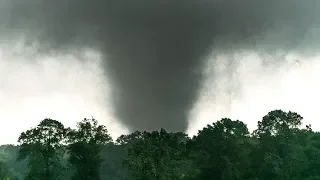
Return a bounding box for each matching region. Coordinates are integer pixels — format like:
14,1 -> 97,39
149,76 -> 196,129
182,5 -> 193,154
1,109 -> 320,180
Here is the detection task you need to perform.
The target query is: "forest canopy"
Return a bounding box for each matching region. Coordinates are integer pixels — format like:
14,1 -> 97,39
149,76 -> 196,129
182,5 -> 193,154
0,109 -> 319,180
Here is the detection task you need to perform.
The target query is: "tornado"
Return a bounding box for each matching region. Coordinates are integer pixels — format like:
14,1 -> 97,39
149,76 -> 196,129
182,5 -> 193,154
2,0 -> 320,133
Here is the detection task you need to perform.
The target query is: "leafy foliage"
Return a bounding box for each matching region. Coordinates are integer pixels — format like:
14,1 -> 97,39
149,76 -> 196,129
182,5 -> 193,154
17,118 -> 67,180
67,118 -> 112,180
2,110 -> 320,179
0,160 -> 18,180
188,118 -> 250,180
123,129 -> 196,180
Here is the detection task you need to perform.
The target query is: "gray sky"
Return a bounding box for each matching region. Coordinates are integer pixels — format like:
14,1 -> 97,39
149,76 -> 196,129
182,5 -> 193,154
1,0 -> 320,144
0,40 -> 127,144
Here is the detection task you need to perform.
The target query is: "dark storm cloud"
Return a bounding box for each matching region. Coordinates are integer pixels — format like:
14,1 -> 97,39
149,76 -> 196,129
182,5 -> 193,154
2,0 -> 320,132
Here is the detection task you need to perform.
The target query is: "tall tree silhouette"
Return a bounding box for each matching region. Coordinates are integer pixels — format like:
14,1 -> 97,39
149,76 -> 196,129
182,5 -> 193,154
17,118 -> 67,180
67,118 -> 112,180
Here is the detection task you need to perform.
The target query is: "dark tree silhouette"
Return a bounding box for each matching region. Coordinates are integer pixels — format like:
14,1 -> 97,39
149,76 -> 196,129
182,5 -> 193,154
1,109 -> 319,180
67,118 -> 112,180
17,118 -> 67,180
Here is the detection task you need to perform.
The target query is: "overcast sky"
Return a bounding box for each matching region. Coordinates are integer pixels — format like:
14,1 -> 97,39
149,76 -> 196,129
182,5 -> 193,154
2,38 -> 320,144
0,39 -> 128,144
2,1 -> 320,144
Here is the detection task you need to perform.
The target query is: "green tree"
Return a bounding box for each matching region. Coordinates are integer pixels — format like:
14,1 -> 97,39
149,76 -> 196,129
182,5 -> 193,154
0,160 -> 18,180
17,118 -> 67,180
0,145 -> 27,179
188,118 -> 251,180
116,131 -> 143,145
8,109 -> 320,180
123,129 -> 197,180
253,110 -> 306,180
67,118 -> 112,180
297,131 -> 320,179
